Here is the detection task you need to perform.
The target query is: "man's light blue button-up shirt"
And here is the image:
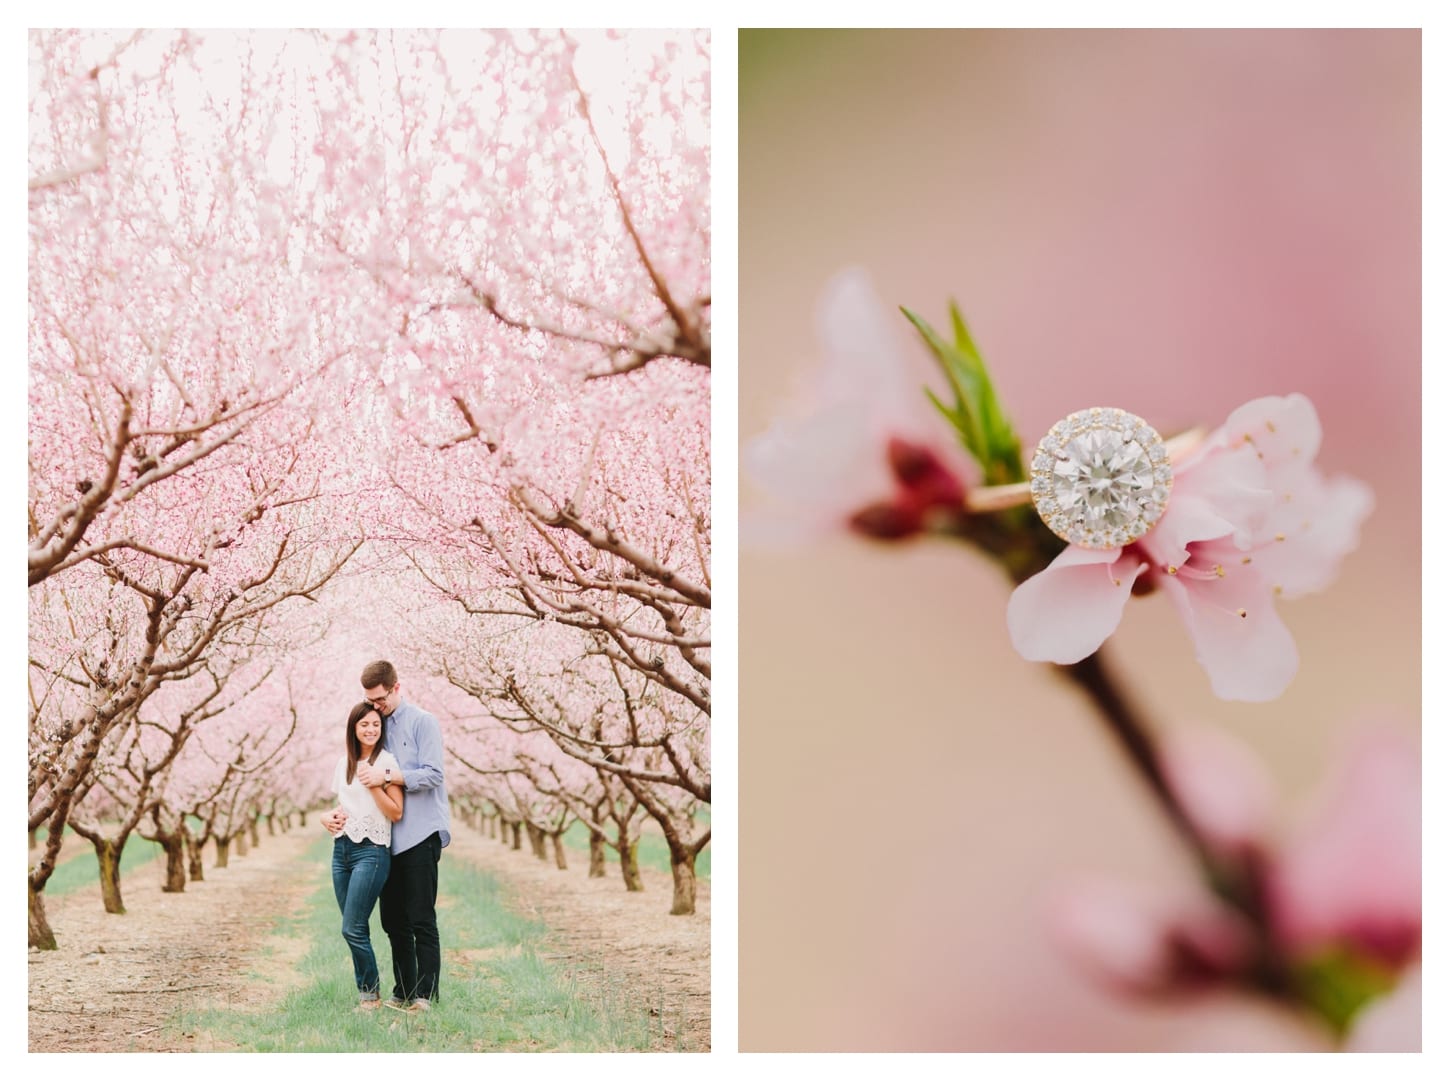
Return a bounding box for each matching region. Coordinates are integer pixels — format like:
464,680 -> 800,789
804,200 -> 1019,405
381,698 -> 451,856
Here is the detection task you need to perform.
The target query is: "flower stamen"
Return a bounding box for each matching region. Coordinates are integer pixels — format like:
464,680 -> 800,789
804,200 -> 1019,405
1164,561 -> 1223,583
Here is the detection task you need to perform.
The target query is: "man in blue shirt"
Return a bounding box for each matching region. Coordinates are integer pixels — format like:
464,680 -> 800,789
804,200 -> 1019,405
325,660 -> 451,1011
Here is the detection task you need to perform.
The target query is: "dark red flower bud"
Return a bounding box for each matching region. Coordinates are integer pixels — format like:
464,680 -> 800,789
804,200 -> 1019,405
886,438 -> 935,485
848,501 -> 923,540
886,438 -> 966,508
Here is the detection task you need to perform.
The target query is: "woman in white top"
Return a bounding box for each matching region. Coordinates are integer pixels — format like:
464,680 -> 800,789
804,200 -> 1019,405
331,702 -> 404,1009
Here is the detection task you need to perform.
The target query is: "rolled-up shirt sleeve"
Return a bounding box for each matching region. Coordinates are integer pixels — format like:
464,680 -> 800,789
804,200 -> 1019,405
404,714 -> 446,792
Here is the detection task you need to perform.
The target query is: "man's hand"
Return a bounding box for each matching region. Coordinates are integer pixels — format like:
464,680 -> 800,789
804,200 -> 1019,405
321,808 -> 348,836
355,761 -> 385,788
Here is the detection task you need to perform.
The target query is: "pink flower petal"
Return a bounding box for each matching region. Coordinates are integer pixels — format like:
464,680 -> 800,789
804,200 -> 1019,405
743,394 -> 896,519
1049,878 -> 1172,993
1158,568 -> 1299,702
1163,441 -> 1275,551
1242,472 -> 1374,597
1049,877 -> 1255,994
1216,393 -> 1323,474
1138,492 -> 1242,570
1269,728 -> 1421,966
1159,724 -> 1277,856
743,268 -> 974,534
1007,546 -> 1146,664
814,269 -> 919,408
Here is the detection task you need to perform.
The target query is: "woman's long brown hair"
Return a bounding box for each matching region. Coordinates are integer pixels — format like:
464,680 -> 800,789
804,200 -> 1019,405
345,702 -> 386,784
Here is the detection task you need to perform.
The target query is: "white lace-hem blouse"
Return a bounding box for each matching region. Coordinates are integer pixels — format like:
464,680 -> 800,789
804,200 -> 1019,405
332,750 -> 401,845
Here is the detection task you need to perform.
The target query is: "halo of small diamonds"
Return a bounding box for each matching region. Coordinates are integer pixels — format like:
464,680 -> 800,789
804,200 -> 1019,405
1030,408 -> 1173,550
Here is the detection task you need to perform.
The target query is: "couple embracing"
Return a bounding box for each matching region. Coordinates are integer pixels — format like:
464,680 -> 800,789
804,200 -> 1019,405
324,660 -> 451,1012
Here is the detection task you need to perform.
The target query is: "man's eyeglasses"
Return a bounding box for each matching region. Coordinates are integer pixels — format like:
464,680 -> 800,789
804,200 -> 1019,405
364,689 -> 395,707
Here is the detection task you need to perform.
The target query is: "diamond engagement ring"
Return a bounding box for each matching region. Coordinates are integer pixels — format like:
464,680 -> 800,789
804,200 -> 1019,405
965,408 -> 1206,550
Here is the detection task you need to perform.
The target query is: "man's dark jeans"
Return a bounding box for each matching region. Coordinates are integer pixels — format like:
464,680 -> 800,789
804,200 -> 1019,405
380,831 -> 442,1003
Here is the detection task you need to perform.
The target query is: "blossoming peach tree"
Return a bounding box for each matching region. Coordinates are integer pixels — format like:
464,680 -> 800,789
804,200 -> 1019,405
747,270 -> 1413,1048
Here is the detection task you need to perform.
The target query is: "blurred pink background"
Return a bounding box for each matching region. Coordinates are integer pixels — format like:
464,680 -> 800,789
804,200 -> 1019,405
739,29 -> 1420,1051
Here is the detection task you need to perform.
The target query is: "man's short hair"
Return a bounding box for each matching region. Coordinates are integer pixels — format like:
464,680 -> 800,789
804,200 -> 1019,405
361,660 -> 398,690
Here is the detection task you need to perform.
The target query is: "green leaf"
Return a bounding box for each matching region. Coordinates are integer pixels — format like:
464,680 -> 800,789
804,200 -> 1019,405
1290,947 -> 1400,1037
949,304 -> 982,364
900,303 -> 1025,486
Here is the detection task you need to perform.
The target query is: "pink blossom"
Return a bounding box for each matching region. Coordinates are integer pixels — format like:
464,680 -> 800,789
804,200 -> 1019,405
1054,724 -> 1419,1045
1267,729 -> 1421,969
1008,394 -> 1372,701
744,268 -> 972,542
1049,875 -> 1256,994
1158,723 -> 1277,858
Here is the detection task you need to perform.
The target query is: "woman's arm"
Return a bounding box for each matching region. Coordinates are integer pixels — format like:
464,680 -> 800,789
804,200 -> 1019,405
369,781 -> 404,823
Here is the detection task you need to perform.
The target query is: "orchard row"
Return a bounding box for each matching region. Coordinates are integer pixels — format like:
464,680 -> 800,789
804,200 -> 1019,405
28,28 -> 711,948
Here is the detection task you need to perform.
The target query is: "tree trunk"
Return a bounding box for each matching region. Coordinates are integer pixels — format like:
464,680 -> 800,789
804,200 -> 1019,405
159,835 -> 187,893
29,826 -> 38,851
249,818 -> 260,847
266,814 -> 276,836
588,831 -> 607,878
550,831 -> 567,871
298,810 -> 308,828
185,835 -> 206,881
157,834 -> 188,892
524,821 -> 546,860
95,838 -> 126,915
620,840 -> 644,892
487,815 -> 496,839
29,883 -> 57,950
215,837 -> 231,868
668,849 -> 697,916
236,830 -> 249,857
508,821 -> 522,850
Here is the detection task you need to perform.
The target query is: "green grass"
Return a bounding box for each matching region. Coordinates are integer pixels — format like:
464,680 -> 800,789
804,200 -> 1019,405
559,812 -> 711,880
172,835 -> 671,1051
37,832 -> 164,898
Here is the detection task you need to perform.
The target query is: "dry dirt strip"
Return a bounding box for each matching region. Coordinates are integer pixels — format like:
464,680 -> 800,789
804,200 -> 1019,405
451,827 -> 711,1051
28,824 -> 709,1052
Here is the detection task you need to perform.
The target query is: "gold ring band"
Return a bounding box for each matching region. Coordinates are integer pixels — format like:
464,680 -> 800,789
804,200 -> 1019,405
965,426 -> 1206,513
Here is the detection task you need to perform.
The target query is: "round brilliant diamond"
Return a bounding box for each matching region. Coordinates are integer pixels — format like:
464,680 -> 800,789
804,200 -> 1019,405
1030,408 -> 1172,550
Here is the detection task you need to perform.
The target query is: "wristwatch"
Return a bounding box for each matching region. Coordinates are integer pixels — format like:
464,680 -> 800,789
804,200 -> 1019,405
384,768 -> 392,784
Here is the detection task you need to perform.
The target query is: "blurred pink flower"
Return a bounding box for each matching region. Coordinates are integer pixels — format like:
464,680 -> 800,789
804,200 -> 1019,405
743,267 -> 971,542
1267,728 -> 1421,969
1158,723 -> 1277,858
1054,724 -> 1420,1048
1008,393 -> 1372,701
1049,876 -> 1255,994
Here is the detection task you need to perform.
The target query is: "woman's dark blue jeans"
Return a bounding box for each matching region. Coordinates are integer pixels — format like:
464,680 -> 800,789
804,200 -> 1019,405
331,836 -> 391,998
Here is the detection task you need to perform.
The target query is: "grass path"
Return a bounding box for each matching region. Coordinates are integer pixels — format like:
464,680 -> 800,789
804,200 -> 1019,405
173,834 -> 658,1051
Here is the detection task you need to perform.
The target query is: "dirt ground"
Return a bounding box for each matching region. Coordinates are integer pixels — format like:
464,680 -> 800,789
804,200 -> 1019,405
27,822 -> 710,1053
